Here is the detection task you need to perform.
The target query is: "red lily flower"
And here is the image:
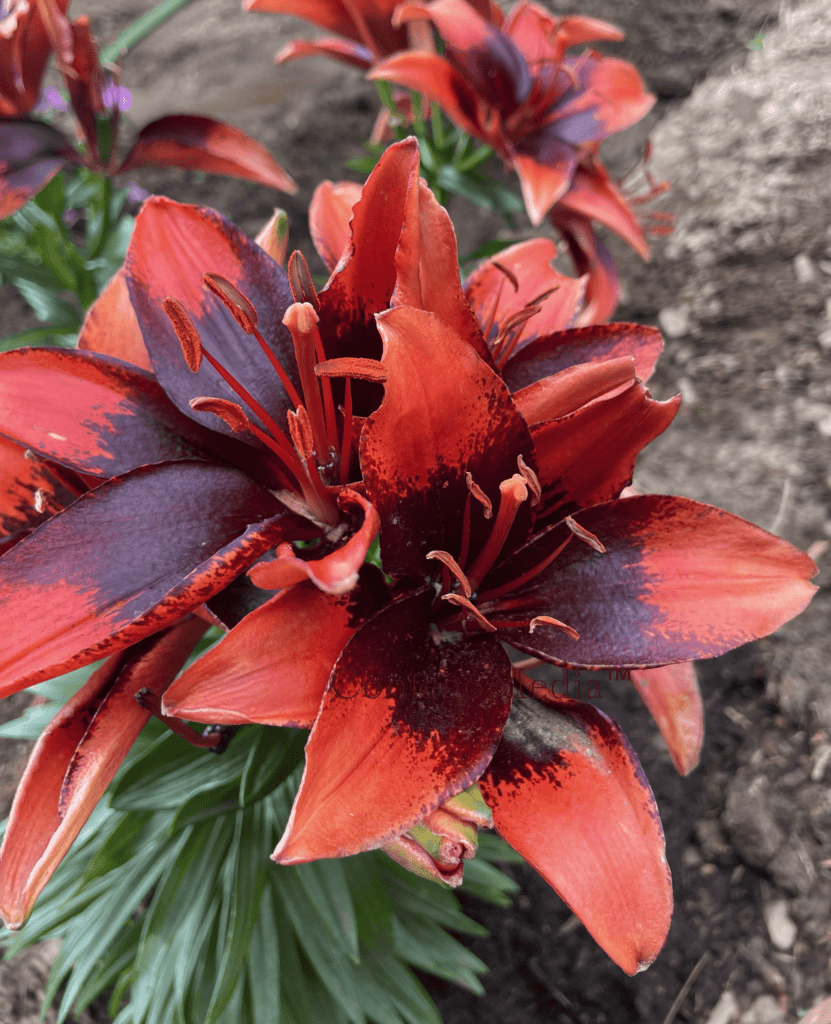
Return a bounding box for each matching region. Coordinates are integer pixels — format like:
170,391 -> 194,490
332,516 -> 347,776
245,0 -> 501,70
0,0 -> 294,217
0,0 -> 69,117
164,299 -> 816,973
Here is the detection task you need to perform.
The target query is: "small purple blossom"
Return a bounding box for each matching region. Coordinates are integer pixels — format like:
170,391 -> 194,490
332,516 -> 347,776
33,86 -> 70,114
101,82 -> 132,113
126,181 -> 150,204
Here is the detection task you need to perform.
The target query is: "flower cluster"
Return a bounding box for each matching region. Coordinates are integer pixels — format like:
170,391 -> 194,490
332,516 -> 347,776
0,0 -> 294,218
0,140 -> 816,976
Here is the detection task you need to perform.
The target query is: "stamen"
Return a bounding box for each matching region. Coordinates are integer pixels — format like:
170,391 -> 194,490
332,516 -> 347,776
315,357 -> 387,382
287,250 -> 320,311
338,378 -> 353,486
427,550 -> 472,597
201,273 -> 258,333
476,536 -> 571,605
189,396 -> 250,432
466,474 -> 529,593
517,455 -> 541,507
466,471 -> 493,518
162,296 -> 202,371
491,261 -> 519,292
493,303 -> 541,367
283,301 -> 330,458
441,593 -> 497,632
480,262 -> 517,344
288,407 -> 340,525
565,516 -> 606,553
530,615 -> 580,641
134,688 -> 223,749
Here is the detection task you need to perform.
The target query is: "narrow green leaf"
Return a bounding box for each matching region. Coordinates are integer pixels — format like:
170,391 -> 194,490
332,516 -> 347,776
239,728 -> 306,807
246,884 -> 281,1024
391,914 -> 487,993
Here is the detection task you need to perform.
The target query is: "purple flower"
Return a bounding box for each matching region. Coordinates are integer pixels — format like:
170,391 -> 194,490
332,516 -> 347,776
101,82 -> 132,113
33,86 -> 69,115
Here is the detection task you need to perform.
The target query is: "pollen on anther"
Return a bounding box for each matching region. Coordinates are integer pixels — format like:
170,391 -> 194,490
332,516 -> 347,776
465,471 -> 493,519
190,396 -> 250,433
201,273 -> 258,334
162,297 -> 202,372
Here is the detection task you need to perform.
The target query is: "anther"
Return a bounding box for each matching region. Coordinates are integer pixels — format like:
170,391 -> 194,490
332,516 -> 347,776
288,251 -> 320,311
491,261 -> 519,292
529,615 -> 580,641
162,296 -> 202,371
442,593 -> 497,632
287,406 -> 315,460
465,472 -> 493,518
466,474 -> 529,593
517,456 -> 541,507
201,273 -> 258,334
427,550 -> 472,597
315,357 -> 387,382
190,396 -> 250,433
565,517 -> 606,553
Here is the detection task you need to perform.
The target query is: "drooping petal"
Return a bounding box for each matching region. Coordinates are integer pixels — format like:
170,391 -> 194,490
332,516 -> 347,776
486,495 -> 818,668
392,179 -> 490,364
0,348 -> 227,476
504,7 -> 622,66
480,691 -> 672,975
509,133 -> 576,225
501,322 -> 664,391
119,115 -> 296,193
575,53 -> 655,136
163,567 -> 388,728
558,164 -> 649,259
398,0 -> 531,112
275,36 -> 373,70
0,617 -> 207,929
369,53 -> 483,140
247,489 -> 380,594
630,662 -> 703,776
273,588 -> 513,863
308,180 -> 363,273
361,305 -> 535,579
77,268 -> 152,370
244,0 -> 407,55
464,238 -> 585,348
512,355 -> 635,427
0,118 -> 75,218
0,461 -> 296,696
530,382 -> 680,520
0,435 -> 77,551
125,197 -> 298,444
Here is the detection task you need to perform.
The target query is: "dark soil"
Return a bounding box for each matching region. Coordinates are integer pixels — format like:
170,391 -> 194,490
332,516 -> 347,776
2,0 -> 830,1022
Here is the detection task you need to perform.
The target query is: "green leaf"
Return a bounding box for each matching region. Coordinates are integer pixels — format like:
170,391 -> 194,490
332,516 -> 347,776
246,886 -> 281,1024
11,278 -> 82,329
460,238 -> 518,265
342,853 -> 391,949
460,854 -> 521,906
238,727 -> 306,807
391,913 -> 487,993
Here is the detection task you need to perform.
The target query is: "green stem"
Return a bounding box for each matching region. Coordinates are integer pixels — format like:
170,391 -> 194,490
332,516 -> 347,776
88,174 -> 112,262
430,103 -> 445,151
100,0 -> 199,63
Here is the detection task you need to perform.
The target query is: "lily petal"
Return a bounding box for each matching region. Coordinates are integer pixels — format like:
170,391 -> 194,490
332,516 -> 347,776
0,0 -> 71,116
273,588 -> 513,862
119,115 -> 296,192
163,567 -> 387,727
512,355 -> 635,427
362,305 -> 535,578
576,53 -> 655,136
530,382 -> 680,520
244,0 -> 407,55
558,164 -> 649,260
276,37 -> 373,70
77,268 -> 151,370
480,691 -> 672,975
0,347 -> 223,476
308,180 -> 363,273
630,662 -> 703,776
0,118 -> 75,218
509,136 -> 575,225
0,616 -> 207,929
125,197 -> 298,443
501,322 -> 664,391
0,461 -> 294,696
0,435 -> 76,551
488,495 -> 818,668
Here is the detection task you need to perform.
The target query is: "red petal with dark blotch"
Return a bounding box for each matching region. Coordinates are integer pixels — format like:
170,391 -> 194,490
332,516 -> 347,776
630,661 -> 703,776
558,164 -> 649,259
0,435 -> 77,549
369,54 -> 484,140
480,691 -> 672,974
309,180 -> 363,273
0,347 -> 228,476
529,382 -> 680,520
576,53 -> 655,136
248,489 -> 380,594
119,116 -> 296,193
501,322 -> 664,391
464,238 -> 585,348
503,7 -> 622,66
512,355 -> 635,428
125,197 -> 298,443
0,0 -> 70,116
276,37 -> 373,70
244,0 -> 407,55
164,567 -> 387,727
488,494 -> 818,668
77,268 -> 151,370
361,306 -> 535,579
273,588 -> 513,863
509,137 -> 575,226
0,616 -> 206,929
400,0 -> 530,111
392,179 -> 491,365
0,461 -> 297,697
0,118 -> 75,218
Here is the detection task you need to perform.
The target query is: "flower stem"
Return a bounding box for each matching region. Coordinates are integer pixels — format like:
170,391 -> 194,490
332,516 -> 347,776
100,0 -> 199,63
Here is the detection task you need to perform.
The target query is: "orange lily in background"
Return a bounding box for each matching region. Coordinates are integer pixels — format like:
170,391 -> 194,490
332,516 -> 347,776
0,0 -> 295,218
